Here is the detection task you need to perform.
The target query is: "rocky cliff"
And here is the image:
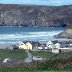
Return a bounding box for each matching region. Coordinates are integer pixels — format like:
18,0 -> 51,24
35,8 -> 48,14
55,28 -> 72,39
0,4 -> 72,27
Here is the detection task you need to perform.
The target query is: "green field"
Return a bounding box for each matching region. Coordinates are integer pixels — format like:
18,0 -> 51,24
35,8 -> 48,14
0,50 -> 71,72
0,49 -> 27,60
30,50 -> 72,60
30,51 -> 55,58
50,51 -> 72,60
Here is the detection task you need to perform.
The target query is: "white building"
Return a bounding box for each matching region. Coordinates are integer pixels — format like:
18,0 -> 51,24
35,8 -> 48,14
45,47 -> 48,50
18,41 -> 33,50
69,43 -> 72,47
46,40 -> 54,48
55,43 -> 60,48
25,42 -> 32,50
52,48 -> 59,54
18,41 -> 27,50
38,47 -> 43,50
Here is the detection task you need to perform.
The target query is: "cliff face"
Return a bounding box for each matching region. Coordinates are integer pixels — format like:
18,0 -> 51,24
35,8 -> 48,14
0,4 -> 72,27
55,29 -> 72,39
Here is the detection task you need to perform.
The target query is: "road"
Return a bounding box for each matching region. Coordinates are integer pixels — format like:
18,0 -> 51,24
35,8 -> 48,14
24,50 -> 32,63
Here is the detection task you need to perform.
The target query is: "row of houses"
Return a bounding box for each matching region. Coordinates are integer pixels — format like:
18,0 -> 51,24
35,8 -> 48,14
18,41 -> 40,50
18,40 -> 72,53
18,40 -> 60,49
18,40 -> 62,53
0,40 -> 71,53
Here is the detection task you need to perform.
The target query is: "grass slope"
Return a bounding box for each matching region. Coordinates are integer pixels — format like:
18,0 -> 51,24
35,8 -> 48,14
30,51 -> 54,58
0,50 -> 72,72
0,49 -> 27,60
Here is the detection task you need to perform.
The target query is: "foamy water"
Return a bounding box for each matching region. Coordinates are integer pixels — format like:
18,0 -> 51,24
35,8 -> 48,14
0,27 -> 65,44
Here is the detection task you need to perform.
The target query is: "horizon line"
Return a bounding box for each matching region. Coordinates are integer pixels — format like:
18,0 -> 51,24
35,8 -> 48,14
0,3 -> 72,6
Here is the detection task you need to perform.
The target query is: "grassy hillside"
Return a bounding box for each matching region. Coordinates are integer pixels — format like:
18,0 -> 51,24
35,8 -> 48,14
0,51 -> 71,72
30,51 -> 54,58
0,50 -> 27,60
55,28 -> 72,39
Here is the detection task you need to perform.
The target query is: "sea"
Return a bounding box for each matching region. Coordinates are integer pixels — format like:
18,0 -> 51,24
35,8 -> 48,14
0,26 -> 67,44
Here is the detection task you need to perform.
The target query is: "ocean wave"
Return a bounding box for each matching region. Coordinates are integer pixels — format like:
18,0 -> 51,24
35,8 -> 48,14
0,30 -> 63,40
20,31 -> 63,36
0,29 -> 64,44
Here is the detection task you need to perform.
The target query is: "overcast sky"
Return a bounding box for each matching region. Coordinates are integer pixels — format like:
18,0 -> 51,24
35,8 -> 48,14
0,0 -> 72,6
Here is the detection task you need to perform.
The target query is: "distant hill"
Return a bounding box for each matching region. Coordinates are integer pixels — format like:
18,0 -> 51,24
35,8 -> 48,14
0,4 -> 72,27
55,28 -> 72,39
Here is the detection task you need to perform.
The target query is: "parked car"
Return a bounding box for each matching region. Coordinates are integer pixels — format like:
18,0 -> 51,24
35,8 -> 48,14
32,56 -> 43,61
3,58 -> 12,64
